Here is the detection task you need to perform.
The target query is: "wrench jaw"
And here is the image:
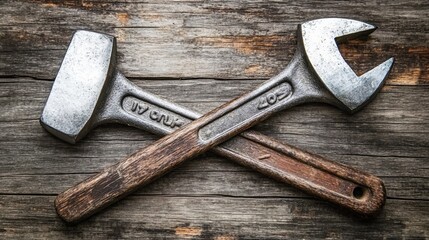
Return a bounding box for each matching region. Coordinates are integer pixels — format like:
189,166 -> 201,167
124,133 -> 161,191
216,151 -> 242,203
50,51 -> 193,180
298,18 -> 394,113
198,17 -> 397,144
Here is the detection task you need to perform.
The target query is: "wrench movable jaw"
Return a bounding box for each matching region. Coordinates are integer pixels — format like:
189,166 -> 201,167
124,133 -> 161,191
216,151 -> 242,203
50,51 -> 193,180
298,18 -> 394,113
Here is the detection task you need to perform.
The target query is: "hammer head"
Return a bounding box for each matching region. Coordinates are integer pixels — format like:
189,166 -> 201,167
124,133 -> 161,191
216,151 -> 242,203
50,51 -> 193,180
40,31 -> 117,143
299,18 -> 394,113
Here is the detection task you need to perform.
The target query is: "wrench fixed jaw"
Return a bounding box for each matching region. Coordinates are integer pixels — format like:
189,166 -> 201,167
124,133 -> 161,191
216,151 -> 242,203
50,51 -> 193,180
298,18 -> 394,113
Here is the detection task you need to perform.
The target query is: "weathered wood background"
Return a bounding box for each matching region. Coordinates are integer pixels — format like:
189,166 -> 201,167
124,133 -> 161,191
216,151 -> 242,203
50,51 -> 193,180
0,0 -> 428,239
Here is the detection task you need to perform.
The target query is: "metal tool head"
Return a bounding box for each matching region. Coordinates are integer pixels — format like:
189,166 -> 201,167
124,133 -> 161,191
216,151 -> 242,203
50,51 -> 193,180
40,31 -> 117,143
299,18 -> 394,113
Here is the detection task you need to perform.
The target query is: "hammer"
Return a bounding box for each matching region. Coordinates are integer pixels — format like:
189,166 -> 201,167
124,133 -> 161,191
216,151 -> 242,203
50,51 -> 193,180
45,18 -> 393,223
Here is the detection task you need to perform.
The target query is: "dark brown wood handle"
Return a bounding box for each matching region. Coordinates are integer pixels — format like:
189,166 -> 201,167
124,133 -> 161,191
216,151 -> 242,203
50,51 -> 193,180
55,121 -> 386,223
55,122 -> 211,223
214,131 -> 386,216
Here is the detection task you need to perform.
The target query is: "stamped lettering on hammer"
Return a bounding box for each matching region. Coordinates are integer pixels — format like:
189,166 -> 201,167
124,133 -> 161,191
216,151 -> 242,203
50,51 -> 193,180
122,96 -> 188,129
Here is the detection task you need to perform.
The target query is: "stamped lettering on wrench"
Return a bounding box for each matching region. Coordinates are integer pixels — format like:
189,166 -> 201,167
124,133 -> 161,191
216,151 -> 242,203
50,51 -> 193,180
257,83 -> 292,110
199,82 -> 292,142
122,96 -> 187,129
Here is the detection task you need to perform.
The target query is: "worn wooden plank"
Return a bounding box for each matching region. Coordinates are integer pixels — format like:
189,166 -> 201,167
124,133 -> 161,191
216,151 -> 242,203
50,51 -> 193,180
0,195 -> 427,239
0,0 -> 428,238
0,0 -> 427,84
0,168 -> 427,202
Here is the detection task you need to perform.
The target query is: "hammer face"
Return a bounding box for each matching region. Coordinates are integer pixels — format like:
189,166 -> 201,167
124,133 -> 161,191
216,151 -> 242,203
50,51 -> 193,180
40,31 -> 117,143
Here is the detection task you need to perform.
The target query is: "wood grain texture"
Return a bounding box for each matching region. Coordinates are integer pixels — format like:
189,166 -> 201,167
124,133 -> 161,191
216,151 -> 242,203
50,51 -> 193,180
0,0 -> 428,239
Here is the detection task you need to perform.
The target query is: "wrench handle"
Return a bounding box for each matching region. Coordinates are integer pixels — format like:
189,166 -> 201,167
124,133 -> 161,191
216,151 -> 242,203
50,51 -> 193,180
55,126 -> 385,223
215,131 -> 386,214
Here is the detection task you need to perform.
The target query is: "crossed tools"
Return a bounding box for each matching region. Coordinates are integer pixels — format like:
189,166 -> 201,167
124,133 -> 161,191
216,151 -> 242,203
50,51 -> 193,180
40,18 -> 394,223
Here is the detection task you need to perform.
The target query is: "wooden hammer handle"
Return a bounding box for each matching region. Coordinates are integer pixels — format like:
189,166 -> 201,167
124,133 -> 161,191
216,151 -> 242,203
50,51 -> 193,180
55,126 -> 385,223
55,123 -> 208,223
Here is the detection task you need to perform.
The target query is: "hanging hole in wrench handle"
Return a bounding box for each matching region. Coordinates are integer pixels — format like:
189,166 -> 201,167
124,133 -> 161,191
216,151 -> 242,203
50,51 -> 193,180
353,186 -> 367,199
